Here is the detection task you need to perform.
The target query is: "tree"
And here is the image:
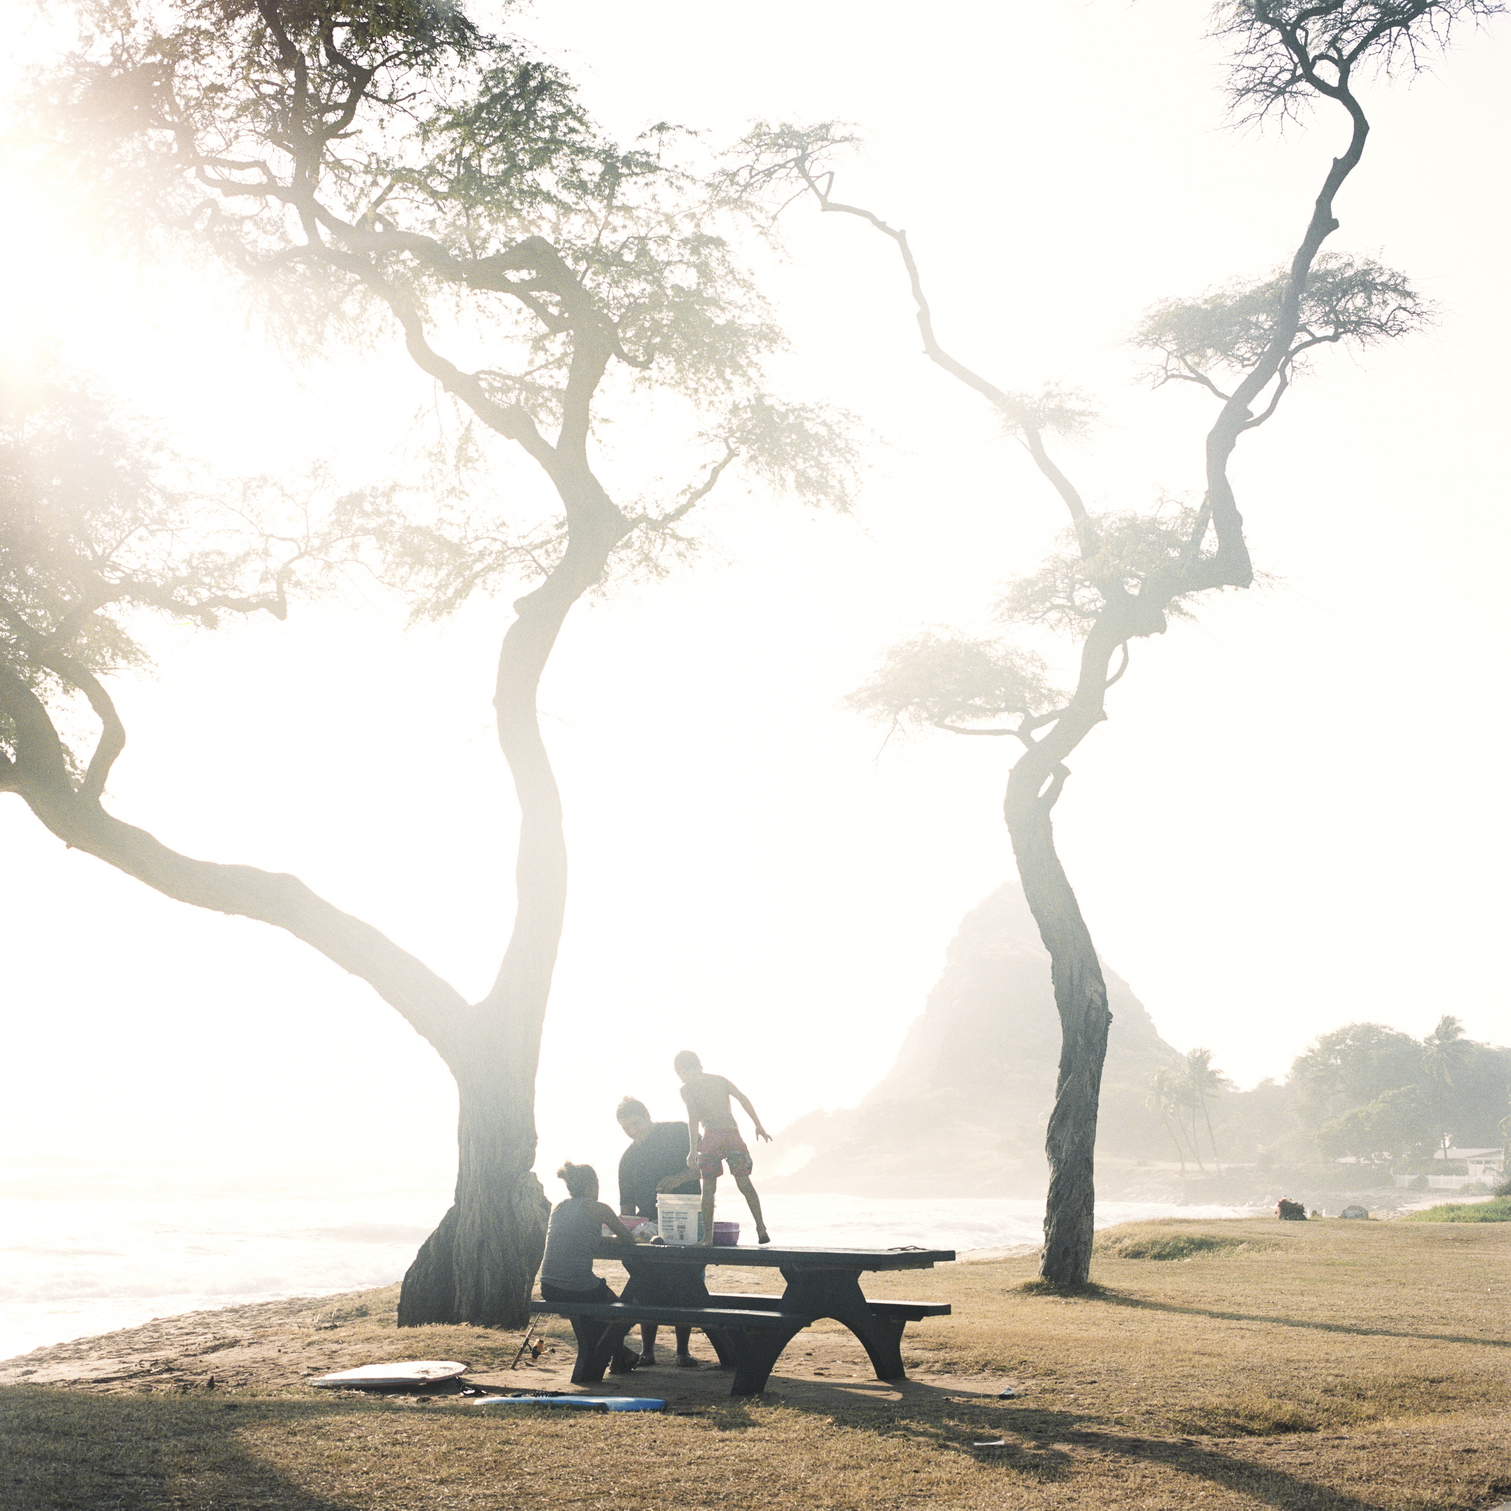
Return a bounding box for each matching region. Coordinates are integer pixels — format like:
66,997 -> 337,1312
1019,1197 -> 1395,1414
1421,1015 -> 1472,1157
1180,1049 -> 1230,1176
1315,1086 -> 1431,1164
12,2 -> 852,1327
1290,1017 -> 1511,1161
724,0 -> 1495,1284
1149,1050 -> 1231,1175
1148,1067 -> 1195,1175
1291,1023 -> 1425,1123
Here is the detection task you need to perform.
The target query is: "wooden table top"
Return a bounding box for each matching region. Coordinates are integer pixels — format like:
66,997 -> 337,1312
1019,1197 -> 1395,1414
599,1243 -> 956,1269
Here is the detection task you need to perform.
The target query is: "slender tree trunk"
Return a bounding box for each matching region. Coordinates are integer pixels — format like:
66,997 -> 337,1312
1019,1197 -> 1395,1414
1005,755 -> 1111,1288
1185,1098 -> 1208,1173
1199,1094 -> 1223,1176
1161,1109 -> 1188,1174
397,487 -> 629,1328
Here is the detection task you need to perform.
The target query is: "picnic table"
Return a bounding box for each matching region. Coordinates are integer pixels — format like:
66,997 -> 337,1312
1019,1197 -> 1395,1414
532,1242 -> 954,1396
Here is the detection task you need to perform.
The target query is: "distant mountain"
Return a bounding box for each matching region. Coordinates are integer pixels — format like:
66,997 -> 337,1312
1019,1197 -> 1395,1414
769,883 -> 1182,1197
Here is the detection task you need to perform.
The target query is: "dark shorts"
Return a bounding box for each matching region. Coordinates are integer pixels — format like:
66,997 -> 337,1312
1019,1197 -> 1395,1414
539,1277 -> 618,1305
697,1129 -> 753,1178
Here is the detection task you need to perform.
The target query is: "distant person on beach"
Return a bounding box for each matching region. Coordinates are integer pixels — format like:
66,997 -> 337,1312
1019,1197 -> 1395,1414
539,1161 -> 642,1373
673,1050 -> 772,1246
616,1096 -> 702,1368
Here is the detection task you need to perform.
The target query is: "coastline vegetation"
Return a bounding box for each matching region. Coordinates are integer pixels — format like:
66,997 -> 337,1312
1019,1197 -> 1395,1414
1401,1196 -> 1511,1223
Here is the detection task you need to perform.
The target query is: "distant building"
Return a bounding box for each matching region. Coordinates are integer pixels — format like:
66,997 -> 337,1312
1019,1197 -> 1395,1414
1394,1146 -> 1505,1191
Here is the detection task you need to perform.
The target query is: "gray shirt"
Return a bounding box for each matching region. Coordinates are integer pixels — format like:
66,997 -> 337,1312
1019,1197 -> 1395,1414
540,1198 -> 604,1290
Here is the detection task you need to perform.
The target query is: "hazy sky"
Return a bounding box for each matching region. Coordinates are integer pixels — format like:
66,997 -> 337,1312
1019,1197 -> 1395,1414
2,1 -> 1507,1194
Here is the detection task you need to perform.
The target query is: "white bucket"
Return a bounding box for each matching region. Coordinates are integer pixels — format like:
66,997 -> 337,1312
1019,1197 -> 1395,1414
657,1193 -> 704,1246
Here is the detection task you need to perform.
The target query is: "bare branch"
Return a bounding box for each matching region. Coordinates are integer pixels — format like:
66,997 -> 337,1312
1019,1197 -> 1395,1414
648,444 -> 738,528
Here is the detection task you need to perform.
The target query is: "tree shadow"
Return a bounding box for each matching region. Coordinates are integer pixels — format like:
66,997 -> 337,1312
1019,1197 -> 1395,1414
1,1386 -> 365,1511
1093,1291 -> 1511,1348
704,1374 -> 1400,1510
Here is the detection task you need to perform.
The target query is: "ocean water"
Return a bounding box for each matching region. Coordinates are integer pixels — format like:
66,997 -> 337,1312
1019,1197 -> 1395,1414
0,1159 -> 1260,1361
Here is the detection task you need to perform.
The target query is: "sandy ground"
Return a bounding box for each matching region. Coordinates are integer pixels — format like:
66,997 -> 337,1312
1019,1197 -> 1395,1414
0,1263 -> 1024,1410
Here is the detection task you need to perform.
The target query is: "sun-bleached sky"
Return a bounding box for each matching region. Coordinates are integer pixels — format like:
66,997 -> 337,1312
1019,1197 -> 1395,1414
2,1 -> 1507,1195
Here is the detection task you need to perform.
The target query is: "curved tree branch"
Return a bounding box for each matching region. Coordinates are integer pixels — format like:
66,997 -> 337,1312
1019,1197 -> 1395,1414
0,663 -> 466,1057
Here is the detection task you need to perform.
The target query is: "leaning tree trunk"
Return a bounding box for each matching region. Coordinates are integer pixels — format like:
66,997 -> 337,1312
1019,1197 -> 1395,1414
397,479 -> 630,1328
1001,610 -> 1135,1288
1005,752 -> 1112,1287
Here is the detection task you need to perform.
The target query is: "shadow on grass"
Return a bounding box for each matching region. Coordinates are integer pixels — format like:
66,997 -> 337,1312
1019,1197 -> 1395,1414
713,1375 -> 1400,1510
3,1376 -> 1437,1511
1,1386 -> 366,1511
1093,1290 -> 1511,1348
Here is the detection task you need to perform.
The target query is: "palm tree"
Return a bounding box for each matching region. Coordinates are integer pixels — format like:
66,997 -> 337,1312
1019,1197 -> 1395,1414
1149,1067 -> 1197,1175
1421,1016 -> 1472,1161
1180,1049 -> 1231,1176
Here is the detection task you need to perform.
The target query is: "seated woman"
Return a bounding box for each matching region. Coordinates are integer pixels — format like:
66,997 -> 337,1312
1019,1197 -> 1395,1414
540,1161 -> 642,1373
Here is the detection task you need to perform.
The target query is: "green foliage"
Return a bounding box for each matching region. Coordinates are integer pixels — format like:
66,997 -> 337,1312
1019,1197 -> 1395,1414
0,371 -> 338,777
1400,1196 -> 1511,1222
1291,1022 -> 1425,1119
36,2 -> 855,629
1149,1051 -> 1234,1171
1097,1232 -> 1258,1260
317,393 -> 862,619
996,507 -> 1211,632
48,3 -> 778,413
1315,1085 -> 1431,1163
1291,1020 -> 1511,1161
1136,255 -> 1429,390
713,396 -> 861,511
842,630 -> 1062,735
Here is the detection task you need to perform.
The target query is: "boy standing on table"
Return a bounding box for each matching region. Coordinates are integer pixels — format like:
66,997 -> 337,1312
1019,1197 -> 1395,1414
673,1050 -> 772,1246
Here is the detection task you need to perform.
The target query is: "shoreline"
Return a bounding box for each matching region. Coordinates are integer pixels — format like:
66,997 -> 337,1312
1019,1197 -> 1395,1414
0,1190 -> 1462,1371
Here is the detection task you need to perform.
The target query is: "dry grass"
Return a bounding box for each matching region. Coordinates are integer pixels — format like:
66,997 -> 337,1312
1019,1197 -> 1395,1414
2,1217 -> 1509,1510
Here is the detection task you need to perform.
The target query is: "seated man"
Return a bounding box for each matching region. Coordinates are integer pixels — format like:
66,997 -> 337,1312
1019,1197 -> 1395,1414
616,1096 -> 703,1367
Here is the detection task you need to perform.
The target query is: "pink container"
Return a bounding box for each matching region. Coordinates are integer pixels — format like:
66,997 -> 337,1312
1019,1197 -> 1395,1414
711,1221 -> 741,1246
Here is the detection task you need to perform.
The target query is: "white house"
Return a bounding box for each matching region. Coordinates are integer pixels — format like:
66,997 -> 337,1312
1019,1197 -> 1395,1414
1396,1146 -> 1506,1191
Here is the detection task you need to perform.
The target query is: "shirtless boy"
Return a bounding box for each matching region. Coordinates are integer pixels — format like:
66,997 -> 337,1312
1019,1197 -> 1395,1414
670,1050 -> 772,1245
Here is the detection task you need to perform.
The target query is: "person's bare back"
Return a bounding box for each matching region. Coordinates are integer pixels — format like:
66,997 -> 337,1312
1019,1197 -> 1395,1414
678,1071 -> 741,1134
672,1050 -> 771,1245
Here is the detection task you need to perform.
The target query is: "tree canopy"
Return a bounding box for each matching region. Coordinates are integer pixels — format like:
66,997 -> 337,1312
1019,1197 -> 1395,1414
6,0 -> 859,1328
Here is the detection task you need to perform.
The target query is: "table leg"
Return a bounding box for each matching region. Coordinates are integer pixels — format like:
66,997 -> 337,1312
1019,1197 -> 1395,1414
778,1268 -> 908,1380
698,1322 -> 806,1396
568,1316 -> 635,1385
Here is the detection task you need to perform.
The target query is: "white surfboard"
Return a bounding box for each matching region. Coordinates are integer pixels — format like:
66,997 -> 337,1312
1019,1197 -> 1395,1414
311,1360 -> 469,1389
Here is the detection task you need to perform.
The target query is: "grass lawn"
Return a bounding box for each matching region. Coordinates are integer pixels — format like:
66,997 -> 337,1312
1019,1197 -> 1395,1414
1401,1196 -> 1511,1223
2,1216 -> 1508,1510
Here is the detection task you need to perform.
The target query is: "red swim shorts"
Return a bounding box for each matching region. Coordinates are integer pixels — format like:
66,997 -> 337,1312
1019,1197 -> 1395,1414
697,1129 -> 753,1178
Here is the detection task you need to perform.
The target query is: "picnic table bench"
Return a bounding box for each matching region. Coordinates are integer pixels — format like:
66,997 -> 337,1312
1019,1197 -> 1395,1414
531,1243 -> 954,1397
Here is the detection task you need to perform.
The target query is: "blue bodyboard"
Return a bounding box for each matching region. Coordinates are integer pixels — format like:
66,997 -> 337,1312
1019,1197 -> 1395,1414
472,1395 -> 666,1413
